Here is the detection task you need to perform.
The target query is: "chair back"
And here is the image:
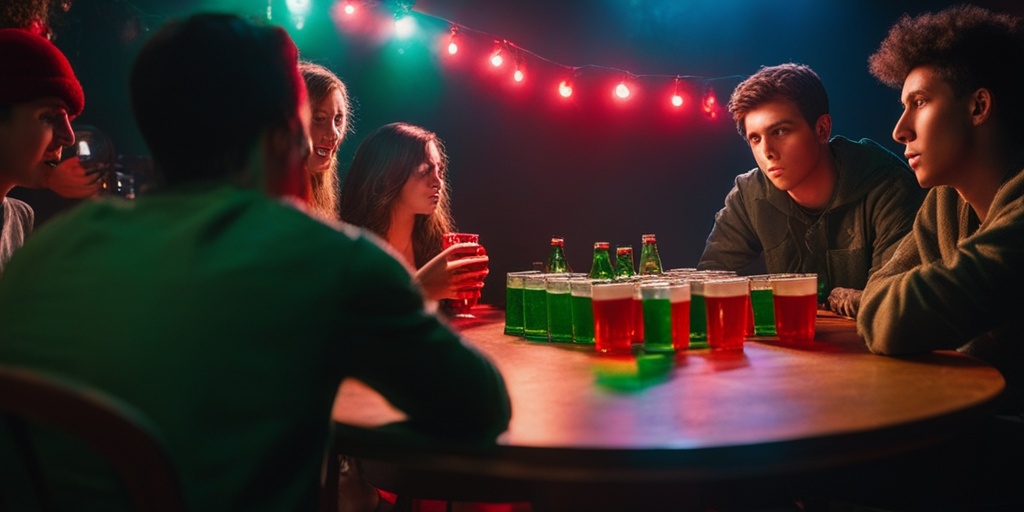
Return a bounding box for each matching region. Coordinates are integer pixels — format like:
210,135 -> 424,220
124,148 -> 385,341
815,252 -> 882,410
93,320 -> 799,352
0,365 -> 186,512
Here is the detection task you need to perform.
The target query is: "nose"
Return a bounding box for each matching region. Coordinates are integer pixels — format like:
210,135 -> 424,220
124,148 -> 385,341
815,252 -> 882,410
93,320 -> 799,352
52,114 -> 75,149
892,110 -> 914,145
429,169 -> 442,189
760,140 -> 776,161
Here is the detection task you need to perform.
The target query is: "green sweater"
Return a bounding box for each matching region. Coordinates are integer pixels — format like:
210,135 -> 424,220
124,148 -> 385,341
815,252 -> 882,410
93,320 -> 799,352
698,136 -> 925,299
0,185 -> 511,510
859,166 -> 1024,413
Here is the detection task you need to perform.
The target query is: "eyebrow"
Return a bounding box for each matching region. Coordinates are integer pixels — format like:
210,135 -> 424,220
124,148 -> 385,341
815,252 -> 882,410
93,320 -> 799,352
748,119 -> 794,137
901,89 -> 927,103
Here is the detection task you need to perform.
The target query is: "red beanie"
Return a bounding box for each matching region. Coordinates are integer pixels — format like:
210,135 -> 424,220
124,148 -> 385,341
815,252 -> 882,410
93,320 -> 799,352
0,28 -> 85,118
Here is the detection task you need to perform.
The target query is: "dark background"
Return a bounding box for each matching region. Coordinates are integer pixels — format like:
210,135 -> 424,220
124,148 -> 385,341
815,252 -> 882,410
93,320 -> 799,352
20,0 -> 1024,306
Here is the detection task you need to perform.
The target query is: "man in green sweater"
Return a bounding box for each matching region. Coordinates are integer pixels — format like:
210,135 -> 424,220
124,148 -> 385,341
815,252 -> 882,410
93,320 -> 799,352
822,6 -> 1024,510
697,63 -> 925,318
0,13 -> 510,511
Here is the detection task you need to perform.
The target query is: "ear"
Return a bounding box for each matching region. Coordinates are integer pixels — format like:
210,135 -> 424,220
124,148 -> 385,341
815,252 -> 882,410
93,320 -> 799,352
261,123 -> 312,200
815,113 -> 832,143
969,88 -> 993,127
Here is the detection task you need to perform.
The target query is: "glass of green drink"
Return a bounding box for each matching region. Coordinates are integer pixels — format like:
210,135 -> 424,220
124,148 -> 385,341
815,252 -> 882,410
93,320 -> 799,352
522,274 -> 550,341
545,276 -> 573,342
569,278 -> 596,344
504,271 -> 538,336
641,281 -> 673,353
749,275 -> 776,336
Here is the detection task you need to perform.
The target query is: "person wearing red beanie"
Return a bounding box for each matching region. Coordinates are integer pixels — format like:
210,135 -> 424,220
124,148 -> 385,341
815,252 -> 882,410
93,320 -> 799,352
0,27 -> 84,276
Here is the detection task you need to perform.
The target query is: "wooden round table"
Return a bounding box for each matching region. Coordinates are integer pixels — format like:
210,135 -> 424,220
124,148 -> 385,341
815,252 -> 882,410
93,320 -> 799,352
332,307 -> 1005,510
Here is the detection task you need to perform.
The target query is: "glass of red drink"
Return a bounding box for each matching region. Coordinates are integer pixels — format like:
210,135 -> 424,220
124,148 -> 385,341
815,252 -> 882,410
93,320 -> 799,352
668,281 -> 691,351
442,232 -> 483,318
592,281 -> 635,355
770,274 -> 818,342
703,278 -> 749,351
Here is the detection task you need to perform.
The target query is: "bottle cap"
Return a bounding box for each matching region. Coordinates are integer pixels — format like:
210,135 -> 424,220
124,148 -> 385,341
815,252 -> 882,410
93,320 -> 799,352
642,234 -> 657,244
550,237 -> 564,246
593,242 -> 609,250
616,246 -> 633,255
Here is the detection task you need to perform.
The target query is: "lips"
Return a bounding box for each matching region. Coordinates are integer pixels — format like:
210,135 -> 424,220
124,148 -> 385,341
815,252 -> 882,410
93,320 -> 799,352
314,146 -> 333,158
905,153 -> 921,170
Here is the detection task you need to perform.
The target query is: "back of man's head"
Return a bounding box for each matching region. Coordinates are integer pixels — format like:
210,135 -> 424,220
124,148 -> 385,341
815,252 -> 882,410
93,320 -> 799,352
130,13 -> 304,186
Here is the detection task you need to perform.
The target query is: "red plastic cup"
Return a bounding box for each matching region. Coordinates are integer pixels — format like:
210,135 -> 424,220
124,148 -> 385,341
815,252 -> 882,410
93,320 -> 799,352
592,282 -> 634,355
771,274 -> 818,343
442,232 -> 481,317
703,278 -> 749,351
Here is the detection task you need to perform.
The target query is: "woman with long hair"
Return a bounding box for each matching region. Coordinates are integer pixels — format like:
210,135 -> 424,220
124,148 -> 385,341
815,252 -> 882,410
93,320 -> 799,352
340,122 -> 486,303
299,61 -> 350,221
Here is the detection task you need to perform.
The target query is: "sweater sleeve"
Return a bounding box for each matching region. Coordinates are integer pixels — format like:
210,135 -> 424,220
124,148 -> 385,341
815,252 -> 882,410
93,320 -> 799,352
858,186 -> 1024,355
698,172 -> 763,271
340,234 -> 511,439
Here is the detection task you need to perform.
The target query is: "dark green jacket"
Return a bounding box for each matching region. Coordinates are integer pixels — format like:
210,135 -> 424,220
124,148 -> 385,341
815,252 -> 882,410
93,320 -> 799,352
698,136 -> 925,299
0,185 -> 511,511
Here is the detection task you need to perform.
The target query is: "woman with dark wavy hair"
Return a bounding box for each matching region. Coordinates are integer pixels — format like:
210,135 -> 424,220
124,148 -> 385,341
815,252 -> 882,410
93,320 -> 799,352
340,122 -> 487,304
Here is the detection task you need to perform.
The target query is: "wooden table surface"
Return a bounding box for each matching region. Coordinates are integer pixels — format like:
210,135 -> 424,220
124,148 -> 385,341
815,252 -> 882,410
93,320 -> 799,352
331,306 -> 1005,508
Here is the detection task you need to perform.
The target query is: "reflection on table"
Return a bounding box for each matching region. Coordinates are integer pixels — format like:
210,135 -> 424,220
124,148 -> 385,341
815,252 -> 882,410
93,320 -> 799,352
332,306 -> 1004,510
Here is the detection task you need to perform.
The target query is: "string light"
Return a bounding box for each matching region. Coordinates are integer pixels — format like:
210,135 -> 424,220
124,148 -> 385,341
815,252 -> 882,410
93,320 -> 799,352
614,75 -> 632,99
490,45 -> 504,67
558,78 -> 574,98
286,0 -> 310,30
671,77 -> 684,107
702,87 -> 719,119
447,26 -> 458,55
257,1 -> 745,119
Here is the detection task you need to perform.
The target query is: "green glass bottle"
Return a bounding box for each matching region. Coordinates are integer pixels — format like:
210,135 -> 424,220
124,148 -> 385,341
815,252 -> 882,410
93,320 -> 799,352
545,237 -> 570,273
588,242 -> 614,279
615,246 -> 635,279
638,233 -> 664,275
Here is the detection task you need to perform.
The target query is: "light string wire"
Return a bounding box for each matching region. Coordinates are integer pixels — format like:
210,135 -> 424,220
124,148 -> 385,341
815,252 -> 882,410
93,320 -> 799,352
344,0 -> 747,111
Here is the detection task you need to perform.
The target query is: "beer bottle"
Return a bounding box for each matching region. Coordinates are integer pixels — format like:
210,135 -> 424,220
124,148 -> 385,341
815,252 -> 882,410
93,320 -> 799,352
545,237 -> 571,273
615,246 -> 635,279
588,242 -> 614,279
638,233 -> 664,275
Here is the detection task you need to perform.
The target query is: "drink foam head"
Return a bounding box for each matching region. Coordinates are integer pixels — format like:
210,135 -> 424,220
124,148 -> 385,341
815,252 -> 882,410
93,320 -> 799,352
771,275 -> 817,296
669,283 -> 691,303
592,282 -> 634,301
702,278 -> 749,298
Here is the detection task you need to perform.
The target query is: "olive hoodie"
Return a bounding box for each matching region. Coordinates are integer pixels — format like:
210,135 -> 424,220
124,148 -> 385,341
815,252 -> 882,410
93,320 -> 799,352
698,136 -> 925,300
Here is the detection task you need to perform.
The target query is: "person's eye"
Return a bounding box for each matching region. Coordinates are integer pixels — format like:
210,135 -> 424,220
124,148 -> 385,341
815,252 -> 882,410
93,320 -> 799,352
40,110 -> 67,125
914,98 -> 927,108
749,135 -> 761,144
773,128 -> 788,137
334,115 -> 344,126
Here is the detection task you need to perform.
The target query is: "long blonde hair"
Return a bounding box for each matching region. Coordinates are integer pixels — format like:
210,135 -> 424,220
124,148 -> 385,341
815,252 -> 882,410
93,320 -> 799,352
339,123 -> 455,268
299,61 -> 351,220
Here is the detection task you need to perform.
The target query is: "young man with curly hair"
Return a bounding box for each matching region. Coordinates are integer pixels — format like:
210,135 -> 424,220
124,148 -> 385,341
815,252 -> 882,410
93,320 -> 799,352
861,4 -> 1024,414
818,6 -> 1024,510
